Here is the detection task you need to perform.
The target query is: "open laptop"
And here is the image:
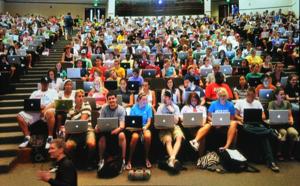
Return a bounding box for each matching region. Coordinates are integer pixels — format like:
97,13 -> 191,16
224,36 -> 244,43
142,69 -> 156,79
154,114 -> 174,129
55,100 -> 73,112
127,81 -> 140,93
97,117 -> 119,132
200,68 -> 212,77
7,55 -> 21,65
182,113 -> 203,128
65,120 -> 89,134
280,76 -> 288,87
125,115 -> 143,129
27,45 -> 37,52
84,97 -> 97,110
269,110 -> 289,125
18,49 -> 27,56
67,68 -> 81,79
232,59 -> 243,67
248,77 -> 262,87
120,62 -> 131,70
259,89 -> 273,103
126,69 -> 133,78
212,112 -> 230,126
24,98 -> 40,111
83,81 -> 94,92
104,81 -> 118,91
220,65 -> 233,75
244,108 -> 262,124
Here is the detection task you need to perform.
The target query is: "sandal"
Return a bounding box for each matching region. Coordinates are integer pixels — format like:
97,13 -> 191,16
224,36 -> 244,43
146,160 -> 152,169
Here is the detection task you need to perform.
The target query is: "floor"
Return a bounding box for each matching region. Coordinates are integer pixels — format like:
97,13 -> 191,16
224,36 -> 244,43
0,161 -> 299,186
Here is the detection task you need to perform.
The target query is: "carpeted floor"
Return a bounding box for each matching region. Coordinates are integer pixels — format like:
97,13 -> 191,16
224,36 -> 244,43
0,161 -> 299,186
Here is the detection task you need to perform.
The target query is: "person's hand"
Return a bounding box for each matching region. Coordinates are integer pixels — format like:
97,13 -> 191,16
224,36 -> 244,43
111,127 -> 120,135
37,170 -> 51,182
142,126 -> 147,131
167,105 -> 174,113
94,126 -> 100,133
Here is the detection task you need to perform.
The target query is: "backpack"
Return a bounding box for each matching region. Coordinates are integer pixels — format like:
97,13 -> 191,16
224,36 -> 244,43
97,155 -> 123,178
197,151 -> 220,169
30,135 -> 48,162
219,149 -> 260,173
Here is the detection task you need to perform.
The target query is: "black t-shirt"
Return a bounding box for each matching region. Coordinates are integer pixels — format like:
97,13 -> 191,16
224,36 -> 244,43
116,89 -> 131,104
48,156 -> 77,186
285,83 -> 299,98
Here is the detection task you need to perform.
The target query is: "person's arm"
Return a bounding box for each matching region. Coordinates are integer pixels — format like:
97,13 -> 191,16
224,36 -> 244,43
288,109 -> 294,126
172,67 -> 177,77
61,52 -> 65,62
151,90 -> 156,108
235,109 -> 243,122
161,68 -> 166,78
47,161 -> 76,186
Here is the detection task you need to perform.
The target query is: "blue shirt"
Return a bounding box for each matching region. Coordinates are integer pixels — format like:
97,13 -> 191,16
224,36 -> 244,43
128,76 -> 144,86
208,100 -> 235,116
130,103 -> 153,126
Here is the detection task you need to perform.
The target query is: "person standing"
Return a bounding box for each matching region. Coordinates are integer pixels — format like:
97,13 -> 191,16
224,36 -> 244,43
64,12 -> 73,40
37,139 -> 77,186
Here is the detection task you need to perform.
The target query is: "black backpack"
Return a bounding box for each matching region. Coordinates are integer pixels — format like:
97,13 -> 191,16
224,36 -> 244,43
219,149 -> 259,173
97,155 -> 123,178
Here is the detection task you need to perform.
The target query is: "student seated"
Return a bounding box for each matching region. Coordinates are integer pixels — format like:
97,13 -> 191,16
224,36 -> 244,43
17,77 -> 58,149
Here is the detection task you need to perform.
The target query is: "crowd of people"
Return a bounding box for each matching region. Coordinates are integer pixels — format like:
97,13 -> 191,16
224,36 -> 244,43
1,8 -> 299,184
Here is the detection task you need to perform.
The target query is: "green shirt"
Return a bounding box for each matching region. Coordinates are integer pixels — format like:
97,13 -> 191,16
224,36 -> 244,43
268,100 -> 292,110
245,72 -> 263,81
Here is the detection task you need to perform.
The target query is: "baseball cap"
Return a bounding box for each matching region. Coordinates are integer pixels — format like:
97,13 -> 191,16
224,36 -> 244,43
40,77 -> 50,84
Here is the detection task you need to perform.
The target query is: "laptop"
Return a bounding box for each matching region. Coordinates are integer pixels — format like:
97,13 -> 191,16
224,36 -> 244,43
248,77 -> 261,87
200,68 -> 212,76
7,55 -> 21,65
126,69 -> 133,77
67,68 -> 81,79
232,59 -> 243,67
154,114 -> 174,129
220,65 -> 233,75
83,81 -> 94,92
18,49 -> 27,56
120,62 -> 131,69
61,62 -> 73,70
24,99 -> 40,111
127,81 -> 140,93
55,100 -> 73,111
243,108 -> 262,124
27,45 -> 37,52
280,76 -> 288,87
104,81 -> 118,91
125,115 -> 143,129
259,89 -> 273,102
97,117 -> 119,132
84,97 -> 97,110
183,91 -> 201,103
142,69 -> 156,78
269,110 -> 289,125
212,112 -> 230,126
182,113 -> 203,128
65,120 -> 89,134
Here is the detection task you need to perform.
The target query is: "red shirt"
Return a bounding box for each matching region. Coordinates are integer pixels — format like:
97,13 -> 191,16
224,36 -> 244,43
205,83 -> 233,100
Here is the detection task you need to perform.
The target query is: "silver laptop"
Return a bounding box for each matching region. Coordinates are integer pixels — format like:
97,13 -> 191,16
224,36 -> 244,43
200,68 -> 212,76
220,65 -> 233,75
83,81 -> 94,92
67,68 -> 81,79
97,117 -> 119,132
7,55 -> 21,64
182,113 -> 203,128
65,120 -> 88,134
84,97 -> 97,110
212,112 -> 230,126
269,110 -> 289,125
154,114 -> 174,129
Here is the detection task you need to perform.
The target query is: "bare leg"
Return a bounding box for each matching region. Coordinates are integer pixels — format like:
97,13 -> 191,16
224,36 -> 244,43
17,115 -> 30,136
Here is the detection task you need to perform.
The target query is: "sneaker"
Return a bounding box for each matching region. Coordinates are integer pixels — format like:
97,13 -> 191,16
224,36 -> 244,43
19,137 -> 30,148
189,139 -> 199,151
269,162 -> 280,173
97,159 -> 104,172
167,157 -> 175,168
45,137 -> 53,149
196,157 -> 202,167
119,160 -> 126,173
274,130 -> 283,141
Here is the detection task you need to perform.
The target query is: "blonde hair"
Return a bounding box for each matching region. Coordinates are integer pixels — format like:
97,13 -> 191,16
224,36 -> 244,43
217,88 -> 228,98
75,89 -> 85,98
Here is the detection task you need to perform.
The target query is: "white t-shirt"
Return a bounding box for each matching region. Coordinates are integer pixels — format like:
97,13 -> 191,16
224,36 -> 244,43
58,90 -> 76,101
30,89 -> 59,107
234,99 -> 264,117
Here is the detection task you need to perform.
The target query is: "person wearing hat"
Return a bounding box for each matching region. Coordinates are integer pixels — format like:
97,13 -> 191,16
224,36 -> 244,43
80,49 -> 93,69
17,77 -> 59,149
157,90 -> 185,168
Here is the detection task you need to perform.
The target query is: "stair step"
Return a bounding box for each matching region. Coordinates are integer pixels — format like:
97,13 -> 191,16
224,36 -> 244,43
15,87 -> 36,93
27,70 -> 49,74
0,99 -> 23,107
23,73 -> 47,78
0,93 -> 30,100
14,83 -> 37,88
0,131 -> 23,144
20,78 -> 41,83
0,156 -> 18,173
34,63 -> 57,67
0,123 -> 20,132
0,106 -> 23,114
0,144 -> 18,157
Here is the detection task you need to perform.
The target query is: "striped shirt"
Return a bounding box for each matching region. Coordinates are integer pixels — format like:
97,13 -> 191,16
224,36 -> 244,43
67,101 -> 91,122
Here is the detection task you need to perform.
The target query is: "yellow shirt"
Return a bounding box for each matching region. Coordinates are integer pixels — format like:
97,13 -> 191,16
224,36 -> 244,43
245,55 -> 263,65
111,67 -> 126,78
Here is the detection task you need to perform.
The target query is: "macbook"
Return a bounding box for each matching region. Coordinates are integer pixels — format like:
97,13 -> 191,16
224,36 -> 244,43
65,120 -> 88,134
97,117 -> 119,132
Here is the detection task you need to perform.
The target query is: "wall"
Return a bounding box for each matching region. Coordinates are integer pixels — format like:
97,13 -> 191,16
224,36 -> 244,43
0,0 -> 4,14
239,0 -> 295,15
4,2 -> 105,18
291,0 -> 299,17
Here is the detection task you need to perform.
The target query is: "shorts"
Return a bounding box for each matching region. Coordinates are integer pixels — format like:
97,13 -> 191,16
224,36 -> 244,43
159,125 -> 185,145
17,108 -> 55,125
67,128 -> 95,148
97,132 -> 120,146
